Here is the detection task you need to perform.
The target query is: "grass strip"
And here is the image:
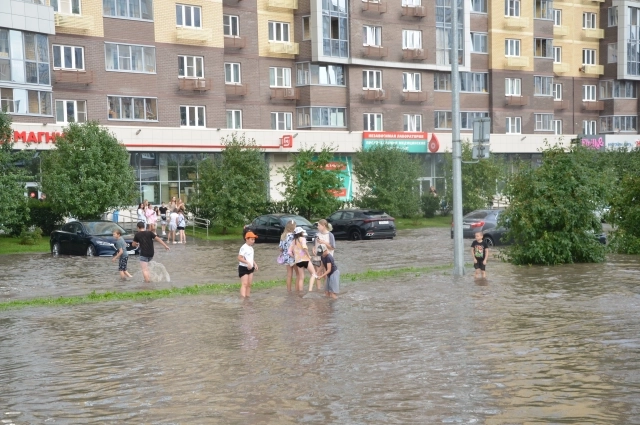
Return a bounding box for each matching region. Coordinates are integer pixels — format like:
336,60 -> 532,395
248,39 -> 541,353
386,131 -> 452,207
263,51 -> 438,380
0,236 -> 50,255
0,264 -> 453,311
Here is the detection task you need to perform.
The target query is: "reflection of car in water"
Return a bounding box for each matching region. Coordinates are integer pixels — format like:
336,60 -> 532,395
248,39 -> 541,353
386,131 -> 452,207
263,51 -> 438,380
244,214 -> 317,243
50,221 -> 139,256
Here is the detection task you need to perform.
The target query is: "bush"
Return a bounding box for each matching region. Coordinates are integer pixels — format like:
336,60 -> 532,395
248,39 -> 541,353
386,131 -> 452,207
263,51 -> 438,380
27,200 -> 65,236
19,227 -> 42,245
264,200 -> 299,215
421,194 -> 440,218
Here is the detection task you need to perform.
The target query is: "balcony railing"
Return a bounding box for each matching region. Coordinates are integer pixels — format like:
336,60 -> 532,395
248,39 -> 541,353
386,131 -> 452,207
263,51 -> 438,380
224,36 -> 246,49
268,0 -> 298,8
553,62 -> 570,74
225,83 -> 247,96
583,28 -> 604,39
53,69 -> 93,84
270,87 -> 299,100
402,48 -> 426,60
179,78 -> 212,91
268,42 -> 299,55
506,56 -> 529,67
554,99 -> 569,110
54,13 -> 93,30
361,0 -> 387,13
504,17 -> 528,29
583,100 -> 604,111
401,5 -> 426,17
363,45 -> 388,58
505,95 -> 529,106
176,27 -> 212,42
582,64 -> 604,75
553,25 -> 569,37
402,91 -> 427,102
363,89 -> 387,101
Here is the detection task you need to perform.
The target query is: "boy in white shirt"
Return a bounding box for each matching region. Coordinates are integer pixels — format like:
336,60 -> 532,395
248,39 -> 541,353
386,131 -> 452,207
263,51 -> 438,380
238,231 -> 259,298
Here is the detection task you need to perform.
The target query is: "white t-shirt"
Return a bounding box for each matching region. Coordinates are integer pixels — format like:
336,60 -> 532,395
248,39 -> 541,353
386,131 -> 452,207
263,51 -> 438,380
239,243 -> 254,268
169,212 -> 179,226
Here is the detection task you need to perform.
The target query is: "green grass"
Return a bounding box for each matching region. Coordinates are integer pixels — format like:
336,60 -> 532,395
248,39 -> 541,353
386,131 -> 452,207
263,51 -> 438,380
0,264 -> 453,311
189,225 -> 245,241
394,215 -> 452,230
0,235 -> 50,255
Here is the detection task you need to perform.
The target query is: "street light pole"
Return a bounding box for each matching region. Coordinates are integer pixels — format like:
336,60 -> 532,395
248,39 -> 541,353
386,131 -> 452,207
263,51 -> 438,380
451,0 -> 465,275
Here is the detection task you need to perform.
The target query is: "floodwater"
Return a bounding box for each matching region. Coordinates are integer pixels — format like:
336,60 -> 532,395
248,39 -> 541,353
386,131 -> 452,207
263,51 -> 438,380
1,229 -> 640,424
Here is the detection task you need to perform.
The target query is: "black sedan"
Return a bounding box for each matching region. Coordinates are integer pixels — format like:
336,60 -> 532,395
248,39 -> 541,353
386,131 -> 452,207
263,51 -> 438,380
50,221 -> 138,256
244,214 -> 317,243
326,209 -> 396,240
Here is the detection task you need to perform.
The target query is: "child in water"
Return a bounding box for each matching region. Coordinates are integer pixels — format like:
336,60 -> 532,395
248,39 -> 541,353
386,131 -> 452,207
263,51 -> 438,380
238,231 -> 259,298
470,231 -> 489,279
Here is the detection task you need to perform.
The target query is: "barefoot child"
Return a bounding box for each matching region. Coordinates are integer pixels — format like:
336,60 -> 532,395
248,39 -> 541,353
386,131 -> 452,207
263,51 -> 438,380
239,231 -> 259,298
316,244 -> 339,299
112,229 -> 133,279
470,231 -> 489,279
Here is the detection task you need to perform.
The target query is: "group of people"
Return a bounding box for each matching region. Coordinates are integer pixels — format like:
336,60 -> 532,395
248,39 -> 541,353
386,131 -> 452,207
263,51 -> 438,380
136,197 -> 187,245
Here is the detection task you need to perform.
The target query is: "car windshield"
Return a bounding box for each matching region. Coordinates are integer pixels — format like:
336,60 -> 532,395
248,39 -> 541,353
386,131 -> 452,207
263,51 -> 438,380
82,222 -> 128,236
281,215 -> 313,227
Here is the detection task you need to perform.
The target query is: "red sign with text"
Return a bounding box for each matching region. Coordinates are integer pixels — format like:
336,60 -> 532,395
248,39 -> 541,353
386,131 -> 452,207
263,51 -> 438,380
281,135 -> 293,148
13,131 -> 63,144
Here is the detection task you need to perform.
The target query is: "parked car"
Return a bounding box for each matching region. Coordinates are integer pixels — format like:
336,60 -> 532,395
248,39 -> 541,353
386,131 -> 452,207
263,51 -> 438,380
243,214 -> 317,243
50,221 -> 139,257
326,209 -> 396,240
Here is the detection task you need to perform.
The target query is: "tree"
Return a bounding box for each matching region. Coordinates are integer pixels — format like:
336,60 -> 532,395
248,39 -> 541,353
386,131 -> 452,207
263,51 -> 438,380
352,145 -> 421,218
278,145 -> 343,220
41,121 -> 136,219
192,134 -> 269,233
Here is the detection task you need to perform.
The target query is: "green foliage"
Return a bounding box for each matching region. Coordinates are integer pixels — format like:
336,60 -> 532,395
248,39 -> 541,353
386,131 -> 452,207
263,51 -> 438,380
501,145 -> 612,265
421,194 -> 440,218
41,122 -> 136,219
278,145 -> 343,220
192,134 -> 269,233
352,145 -> 421,218
19,227 -> 42,245
26,199 -> 65,236
264,199 -> 299,215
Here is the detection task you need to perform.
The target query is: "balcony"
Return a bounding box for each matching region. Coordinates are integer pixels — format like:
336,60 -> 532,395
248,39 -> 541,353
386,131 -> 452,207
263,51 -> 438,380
553,25 -> 569,37
402,91 -> 427,102
554,99 -> 569,109
176,27 -> 212,42
505,95 -> 529,106
270,87 -> 300,100
582,0 -> 604,3
583,100 -> 605,111
363,89 -> 387,101
268,42 -> 299,55
179,78 -> 212,91
224,36 -> 246,49
401,5 -> 426,17
225,83 -> 247,96
363,45 -> 388,58
53,69 -> 93,84
54,13 -> 93,30
504,17 -> 528,29
361,0 -> 387,13
582,64 -> 604,75
402,48 -> 426,60
506,56 -> 529,67
553,62 -> 570,74
583,28 -> 604,39
268,0 -> 298,8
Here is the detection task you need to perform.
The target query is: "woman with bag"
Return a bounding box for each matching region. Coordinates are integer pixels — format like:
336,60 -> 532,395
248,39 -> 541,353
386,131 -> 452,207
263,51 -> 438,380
291,227 -> 317,292
278,220 -> 298,292
313,219 -> 336,290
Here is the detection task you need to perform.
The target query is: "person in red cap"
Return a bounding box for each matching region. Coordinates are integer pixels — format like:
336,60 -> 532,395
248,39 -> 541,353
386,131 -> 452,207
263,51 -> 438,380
238,231 -> 259,297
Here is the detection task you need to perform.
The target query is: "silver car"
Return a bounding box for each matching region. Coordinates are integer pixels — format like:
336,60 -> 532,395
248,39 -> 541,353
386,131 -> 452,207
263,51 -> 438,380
450,209 -> 508,246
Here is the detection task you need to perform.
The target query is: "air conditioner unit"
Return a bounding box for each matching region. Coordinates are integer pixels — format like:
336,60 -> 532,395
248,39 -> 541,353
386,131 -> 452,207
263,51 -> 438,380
416,48 -> 424,56
285,88 -> 295,97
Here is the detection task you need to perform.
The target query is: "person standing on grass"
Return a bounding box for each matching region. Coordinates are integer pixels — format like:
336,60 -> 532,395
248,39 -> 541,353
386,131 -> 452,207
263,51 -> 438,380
314,219 -> 336,290
316,244 -> 339,299
239,231 -> 259,298
279,219 -> 299,292
471,231 -> 489,279
132,221 -> 170,283
112,229 -> 132,279
290,227 -> 317,292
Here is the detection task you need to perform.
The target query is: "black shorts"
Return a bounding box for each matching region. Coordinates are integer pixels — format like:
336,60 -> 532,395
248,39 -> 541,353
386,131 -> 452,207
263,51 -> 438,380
177,226 -> 185,231
296,261 -> 309,269
474,261 -> 486,271
238,265 -> 255,278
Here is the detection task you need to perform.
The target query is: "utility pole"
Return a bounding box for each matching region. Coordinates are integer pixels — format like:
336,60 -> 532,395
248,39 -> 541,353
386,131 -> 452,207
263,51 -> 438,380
451,0 -> 465,276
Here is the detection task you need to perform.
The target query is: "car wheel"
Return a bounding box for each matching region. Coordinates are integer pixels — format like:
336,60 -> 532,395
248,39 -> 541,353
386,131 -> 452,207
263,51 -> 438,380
86,245 -> 96,257
51,242 -> 61,256
483,236 -> 494,247
349,229 -> 362,241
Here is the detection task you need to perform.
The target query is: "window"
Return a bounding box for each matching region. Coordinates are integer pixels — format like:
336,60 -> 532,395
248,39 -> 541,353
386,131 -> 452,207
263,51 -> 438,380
271,112 -> 292,130
223,15 -> 239,36
436,0 -> 463,65
269,21 -> 290,42
534,76 -> 553,95
402,30 -> 422,49
505,39 -> 520,56
600,116 -> 638,132
553,46 -> 562,63
105,43 -> 156,73
55,100 -> 87,123
404,114 -> 422,131
505,78 -> 521,96
296,63 -> 345,86
461,112 -> 489,129
178,55 -> 203,78
608,43 -> 618,63
553,8 -> 561,25
534,38 -> 553,58
363,113 -> 383,130
176,4 -> 201,28
224,63 -> 241,84
471,0 -> 487,13
24,33 -> 50,85
535,113 -> 554,131
535,0 -> 552,19
108,96 -> 157,121
363,70 -> 382,89
434,73 -> 451,91
553,119 -> 562,135
226,110 -> 242,129
583,12 -> 596,29
630,7 -> 640,75
52,0 -> 80,14
608,6 -> 617,26
0,88 -> 52,115
180,105 -> 205,127
403,72 -> 421,91
460,72 -> 488,92
435,111 -> 452,129
269,67 -> 291,87
322,0 -> 348,58
553,83 -> 562,100
583,120 -> 597,135
0,29 -> 8,82
506,117 -> 521,134
402,0 -> 421,5
582,49 -> 596,65
505,0 -> 520,17
600,80 -> 636,98
297,107 -> 346,127
53,45 -> 84,70
583,85 -> 597,101
471,33 -> 487,53
302,16 -> 310,40
363,25 -> 382,46
103,0 -> 153,20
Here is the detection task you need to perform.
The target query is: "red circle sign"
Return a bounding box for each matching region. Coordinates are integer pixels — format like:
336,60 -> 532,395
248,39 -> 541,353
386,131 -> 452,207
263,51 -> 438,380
428,134 -> 440,153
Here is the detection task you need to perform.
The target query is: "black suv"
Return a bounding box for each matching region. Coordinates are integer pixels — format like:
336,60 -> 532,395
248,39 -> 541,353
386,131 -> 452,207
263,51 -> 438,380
326,209 -> 396,240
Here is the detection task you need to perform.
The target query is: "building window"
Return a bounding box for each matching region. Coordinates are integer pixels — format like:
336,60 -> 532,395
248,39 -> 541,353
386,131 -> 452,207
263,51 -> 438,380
296,63 -> 345,86
52,0 -> 80,14
53,45 -> 84,70
363,26 -> 382,46
600,116 -> 637,132
180,105 -> 205,127
534,0 -> 552,19
270,67 -> 291,87
363,70 -> 382,89
302,16 -> 310,40
608,43 -> 618,63
553,8 -> 561,25
434,73 -> 451,91
402,30 -> 422,49
403,0 -> 421,5
630,7 -> 640,75
535,113 -> 554,131
461,112 -> 489,129
583,49 -> 597,65
553,119 -> 562,135
505,39 -> 520,56
534,38 -> 553,58
55,99 -> 86,123
583,85 -> 597,101
583,12 -> 596,29
363,113 -> 383,131
460,72 -> 488,92
506,117 -> 521,134
404,114 -> 422,131
534,76 -> 553,95
176,4 -> 201,28
600,80 -> 636,98
505,0 -> 520,17
269,21 -> 290,42
505,78 -> 521,96
583,120 -> 597,135
108,96 -> 157,121
105,43 -> 156,73
223,15 -> 239,36
435,111 -> 452,129
178,55 -> 203,78
403,72 -> 421,91
322,0 -> 348,58
224,63 -> 241,84
0,88 -> 52,115
471,0 -> 487,13
553,46 -> 561,63
553,83 -> 562,100
471,33 -> 487,53
226,110 -> 242,129
608,6 -> 617,26
297,107 -> 347,127
24,33 -> 50,85
436,0 -> 463,65
0,30 -> 9,82
271,112 -> 292,130
103,0 -> 153,20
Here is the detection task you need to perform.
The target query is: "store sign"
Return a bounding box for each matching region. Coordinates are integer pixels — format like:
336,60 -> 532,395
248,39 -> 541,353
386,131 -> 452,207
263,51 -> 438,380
603,135 -> 640,151
312,156 -> 353,201
581,137 -> 604,150
13,131 -> 63,144
363,132 -> 440,153
280,134 -> 293,148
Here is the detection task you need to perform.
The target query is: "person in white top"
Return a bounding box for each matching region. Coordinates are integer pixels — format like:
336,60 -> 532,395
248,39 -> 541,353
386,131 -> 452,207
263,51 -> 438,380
136,203 -> 146,229
168,209 -> 179,244
238,231 -> 259,298
314,219 -> 336,290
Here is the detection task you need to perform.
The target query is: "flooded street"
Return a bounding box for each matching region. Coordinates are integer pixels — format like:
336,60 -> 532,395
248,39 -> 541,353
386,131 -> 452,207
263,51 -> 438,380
1,228 -> 640,424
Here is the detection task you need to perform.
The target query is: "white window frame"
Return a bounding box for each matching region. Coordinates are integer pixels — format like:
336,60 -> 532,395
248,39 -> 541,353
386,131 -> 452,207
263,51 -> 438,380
583,12 -> 597,29
402,72 -> 421,92
505,39 -> 520,56
534,76 -> 554,96
608,43 -> 618,63
583,85 -> 597,101
271,112 -> 292,130
534,38 -> 553,59
553,46 -> 562,63
402,30 -> 422,49
223,14 -> 239,37
583,120 -> 597,135
582,49 -> 596,65
553,8 -> 562,26
505,78 -> 521,96
180,105 -> 205,127
224,62 -> 241,84
471,0 -> 487,13
363,113 -> 383,131
535,113 -> 554,131
402,0 -> 422,5
553,119 -> 562,135
434,111 -> 452,129
403,114 -> 422,132
296,107 -> 347,127
176,4 -> 201,28
226,109 -> 242,129
363,25 -> 382,46
553,83 -> 562,100
52,44 -> 84,70
505,0 -> 520,17
471,32 -> 488,53
107,96 -> 158,121
55,99 -> 86,123
103,0 -> 153,20
269,67 -> 292,88
608,6 -> 618,27
268,21 -> 290,42
506,117 -> 521,134
105,43 -> 156,74
178,55 -> 204,78
363,69 -> 382,90
52,0 -> 81,15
